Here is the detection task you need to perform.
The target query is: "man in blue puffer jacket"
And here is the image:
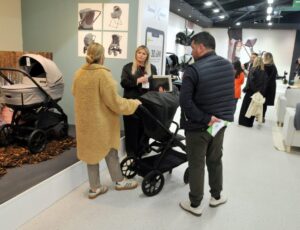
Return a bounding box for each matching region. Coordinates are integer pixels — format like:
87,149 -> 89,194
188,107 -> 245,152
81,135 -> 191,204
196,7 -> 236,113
179,31 -> 235,216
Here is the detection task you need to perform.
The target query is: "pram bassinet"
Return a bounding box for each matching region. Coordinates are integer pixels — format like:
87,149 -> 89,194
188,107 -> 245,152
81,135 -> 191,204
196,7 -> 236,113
1,54 -> 64,107
120,91 -> 188,196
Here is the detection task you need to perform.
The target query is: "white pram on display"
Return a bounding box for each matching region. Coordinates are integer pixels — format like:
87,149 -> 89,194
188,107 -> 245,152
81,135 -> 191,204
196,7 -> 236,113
0,54 -> 68,153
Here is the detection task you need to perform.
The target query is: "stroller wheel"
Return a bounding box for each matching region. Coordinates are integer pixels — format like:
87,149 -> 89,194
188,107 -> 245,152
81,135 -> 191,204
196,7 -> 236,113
142,170 -> 164,196
183,167 -> 189,184
28,129 -> 47,154
120,156 -> 137,179
58,123 -> 69,138
0,124 -> 13,146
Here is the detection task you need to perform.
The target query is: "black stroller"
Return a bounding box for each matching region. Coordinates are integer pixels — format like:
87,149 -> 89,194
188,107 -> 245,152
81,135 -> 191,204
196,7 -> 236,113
120,91 -> 188,196
108,34 -> 122,56
0,54 -> 68,153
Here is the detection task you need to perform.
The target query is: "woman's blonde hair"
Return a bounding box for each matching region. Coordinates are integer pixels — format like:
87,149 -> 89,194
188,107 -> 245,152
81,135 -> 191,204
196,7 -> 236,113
263,52 -> 274,65
131,45 -> 151,75
253,56 -> 264,70
86,42 -> 104,64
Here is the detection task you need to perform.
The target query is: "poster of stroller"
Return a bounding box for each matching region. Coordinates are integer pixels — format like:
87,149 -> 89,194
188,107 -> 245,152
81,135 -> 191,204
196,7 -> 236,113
78,31 -> 102,57
103,3 -> 129,31
78,3 -> 102,31
103,32 -> 128,59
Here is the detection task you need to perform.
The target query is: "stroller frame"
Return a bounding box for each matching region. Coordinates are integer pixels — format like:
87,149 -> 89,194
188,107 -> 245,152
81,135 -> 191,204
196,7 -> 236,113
120,105 -> 188,196
0,67 -> 68,153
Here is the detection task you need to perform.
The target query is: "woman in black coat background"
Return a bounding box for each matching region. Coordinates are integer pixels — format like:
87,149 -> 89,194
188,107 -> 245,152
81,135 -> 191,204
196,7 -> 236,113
263,52 -> 278,121
120,45 -> 157,156
239,57 -> 267,127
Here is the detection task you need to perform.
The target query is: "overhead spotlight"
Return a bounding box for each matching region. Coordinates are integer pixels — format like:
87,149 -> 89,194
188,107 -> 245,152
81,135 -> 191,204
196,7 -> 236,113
267,6 -> 273,14
177,8 -> 181,12
266,15 -> 271,21
204,1 -> 213,7
268,22 -> 273,26
189,15 -> 192,18
236,22 -> 241,26
267,0 -> 274,4
219,15 -> 225,19
213,8 -> 220,13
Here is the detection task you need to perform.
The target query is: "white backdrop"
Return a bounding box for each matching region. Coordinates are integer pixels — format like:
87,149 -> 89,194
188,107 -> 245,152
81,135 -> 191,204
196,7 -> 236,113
166,13 -> 296,76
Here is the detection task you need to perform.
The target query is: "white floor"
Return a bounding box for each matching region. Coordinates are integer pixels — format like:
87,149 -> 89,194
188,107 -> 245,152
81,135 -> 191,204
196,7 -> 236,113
19,83 -> 300,230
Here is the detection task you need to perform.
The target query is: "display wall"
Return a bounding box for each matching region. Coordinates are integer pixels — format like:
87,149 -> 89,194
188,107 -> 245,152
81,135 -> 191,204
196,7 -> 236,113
0,0 -> 23,51
21,0 -> 139,124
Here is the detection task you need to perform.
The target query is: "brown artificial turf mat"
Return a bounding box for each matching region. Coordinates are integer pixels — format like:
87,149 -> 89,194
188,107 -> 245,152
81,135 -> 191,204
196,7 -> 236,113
0,137 -> 76,177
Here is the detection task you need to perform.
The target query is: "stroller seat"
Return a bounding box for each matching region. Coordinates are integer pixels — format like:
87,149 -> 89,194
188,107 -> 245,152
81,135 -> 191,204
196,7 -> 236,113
1,54 -> 64,108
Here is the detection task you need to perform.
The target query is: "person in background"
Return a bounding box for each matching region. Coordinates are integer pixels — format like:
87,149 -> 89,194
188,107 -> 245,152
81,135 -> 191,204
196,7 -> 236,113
294,57 -> 300,77
120,45 -> 157,157
263,52 -> 278,122
243,52 -> 258,75
239,56 -> 267,127
72,43 -> 140,199
233,60 -> 245,113
179,32 -> 235,216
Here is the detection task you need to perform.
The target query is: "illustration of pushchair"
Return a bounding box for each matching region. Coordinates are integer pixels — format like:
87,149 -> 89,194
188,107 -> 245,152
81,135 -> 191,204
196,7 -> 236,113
83,33 -> 96,54
109,5 -> 122,28
0,54 -> 68,153
120,91 -> 188,196
78,8 -> 101,30
108,34 -> 122,56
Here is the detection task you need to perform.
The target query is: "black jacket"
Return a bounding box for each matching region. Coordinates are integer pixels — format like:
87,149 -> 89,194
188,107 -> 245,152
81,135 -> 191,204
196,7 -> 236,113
179,51 -> 235,131
244,68 -> 267,96
264,64 -> 277,105
120,62 -> 157,99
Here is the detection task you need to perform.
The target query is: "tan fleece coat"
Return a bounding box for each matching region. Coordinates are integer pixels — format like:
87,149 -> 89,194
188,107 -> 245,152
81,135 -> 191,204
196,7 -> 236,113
72,64 -> 140,164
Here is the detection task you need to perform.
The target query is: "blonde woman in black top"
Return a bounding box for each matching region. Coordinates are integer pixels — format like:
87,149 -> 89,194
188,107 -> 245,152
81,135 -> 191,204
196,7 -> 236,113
120,45 -> 157,157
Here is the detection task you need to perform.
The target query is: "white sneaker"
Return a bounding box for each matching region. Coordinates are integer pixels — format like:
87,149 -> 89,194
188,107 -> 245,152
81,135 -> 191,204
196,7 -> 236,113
115,178 -> 138,191
179,200 -> 204,216
209,195 -> 227,207
88,185 -> 108,199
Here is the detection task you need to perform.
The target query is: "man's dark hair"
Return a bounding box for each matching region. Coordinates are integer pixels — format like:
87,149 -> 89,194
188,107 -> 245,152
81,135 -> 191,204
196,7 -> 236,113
191,32 -> 215,50
251,52 -> 258,57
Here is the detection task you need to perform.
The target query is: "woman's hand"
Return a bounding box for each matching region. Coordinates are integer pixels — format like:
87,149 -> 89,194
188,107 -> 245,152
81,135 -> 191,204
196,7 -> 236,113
137,75 -> 149,84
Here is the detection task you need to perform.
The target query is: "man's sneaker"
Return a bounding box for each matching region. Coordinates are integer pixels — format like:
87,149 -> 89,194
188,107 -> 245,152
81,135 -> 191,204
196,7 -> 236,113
88,185 -> 108,199
179,200 -> 205,216
115,179 -> 138,191
209,195 -> 227,207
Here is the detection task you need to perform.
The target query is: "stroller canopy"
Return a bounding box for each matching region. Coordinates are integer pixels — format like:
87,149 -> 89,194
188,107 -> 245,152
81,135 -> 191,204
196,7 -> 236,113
19,54 -> 63,87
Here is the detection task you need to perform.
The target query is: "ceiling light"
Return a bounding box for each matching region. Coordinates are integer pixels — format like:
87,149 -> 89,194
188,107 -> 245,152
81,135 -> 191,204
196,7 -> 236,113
267,0 -> 274,4
236,22 -> 241,26
268,22 -> 273,26
213,8 -> 220,13
189,15 -> 192,18
204,1 -> 213,7
219,15 -> 225,19
177,8 -> 181,12
267,6 -> 273,14
266,15 -> 271,21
